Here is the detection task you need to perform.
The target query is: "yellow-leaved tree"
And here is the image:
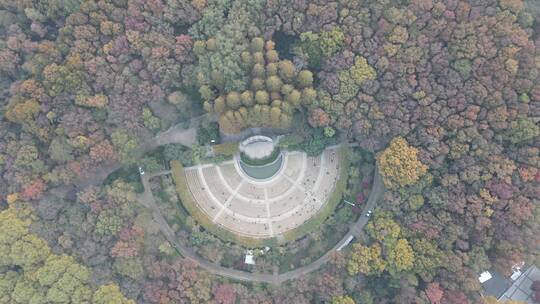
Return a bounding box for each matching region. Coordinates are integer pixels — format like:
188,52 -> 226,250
331,295 -> 356,304
377,137 -> 428,188
347,243 -> 386,275
0,207 -> 134,304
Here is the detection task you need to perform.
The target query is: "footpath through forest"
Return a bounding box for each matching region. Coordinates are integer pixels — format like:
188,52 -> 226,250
76,114 -> 283,188
75,115 -> 207,188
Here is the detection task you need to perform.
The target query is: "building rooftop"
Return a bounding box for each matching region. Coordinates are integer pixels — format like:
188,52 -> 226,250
244,250 -> 255,265
481,270 -> 511,299
499,266 -> 540,303
479,271 -> 492,283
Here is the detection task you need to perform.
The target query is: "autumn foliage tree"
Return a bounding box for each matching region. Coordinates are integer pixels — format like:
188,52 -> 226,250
212,284 -> 237,304
21,178 -> 46,201
425,282 -> 444,304
377,137 -> 428,188
331,295 -> 356,304
0,207 -> 133,303
197,37 -> 317,134
348,211 -> 426,286
347,243 -> 385,275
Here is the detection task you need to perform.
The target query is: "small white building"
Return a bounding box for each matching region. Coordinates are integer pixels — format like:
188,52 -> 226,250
336,235 -> 354,251
479,271 -> 493,283
510,261 -> 525,281
244,250 -> 255,265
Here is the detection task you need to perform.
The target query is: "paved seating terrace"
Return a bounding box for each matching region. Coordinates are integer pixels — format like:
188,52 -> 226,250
282,153 -> 303,180
182,147 -> 342,238
228,199 -> 267,218
267,178 -> 293,199
219,213 -> 269,237
202,167 -> 232,204
239,183 -> 265,200
185,169 -> 222,219
300,156 -> 321,189
268,189 -> 305,217
219,163 -> 244,188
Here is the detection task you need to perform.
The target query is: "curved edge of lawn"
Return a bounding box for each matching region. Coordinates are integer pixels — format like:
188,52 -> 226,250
169,144 -> 350,248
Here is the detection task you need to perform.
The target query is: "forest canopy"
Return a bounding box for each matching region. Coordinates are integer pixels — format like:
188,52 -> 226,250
0,0 -> 539,303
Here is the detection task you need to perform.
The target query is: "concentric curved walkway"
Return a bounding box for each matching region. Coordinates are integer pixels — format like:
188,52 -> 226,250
137,157 -> 384,285
76,115 -> 385,284
183,148 -> 341,238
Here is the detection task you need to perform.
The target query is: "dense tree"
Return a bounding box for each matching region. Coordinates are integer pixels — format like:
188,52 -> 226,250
198,36 -> 317,133
319,28 -> 345,57
504,116 -> 540,144
347,243 -> 385,275
75,94 -> 108,108
1,0 -> 539,303
93,284 -> 135,304
213,284 -> 237,304
295,28 -> 347,69
48,137 -> 74,163
425,282 -> 444,304
111,130 -> 138,165
377,137 -> 428,189
308,108 -> 331,128
331,295 -> 355,304
191,0 -> 265,93
21,178 -> 46,201
144,260 -> 212,303
142,108 -> 162,132
278,60 -> 296,81
386,238 -> 414,272
0,208 -> 132,303
297,70 -> 314,88
350,56 -> 376,84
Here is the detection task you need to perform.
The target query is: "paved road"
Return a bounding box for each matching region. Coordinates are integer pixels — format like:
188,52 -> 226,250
137,163 -> 384,284
139,171 -> 279,284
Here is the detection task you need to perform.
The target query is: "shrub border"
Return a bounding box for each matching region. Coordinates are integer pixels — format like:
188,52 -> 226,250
170,145 -> 350,248
212,142 -> 240,157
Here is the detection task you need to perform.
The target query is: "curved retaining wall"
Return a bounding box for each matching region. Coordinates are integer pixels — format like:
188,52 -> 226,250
238,153 -> 284,181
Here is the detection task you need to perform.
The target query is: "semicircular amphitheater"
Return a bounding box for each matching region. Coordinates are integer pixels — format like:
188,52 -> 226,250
181,144 -> 342,239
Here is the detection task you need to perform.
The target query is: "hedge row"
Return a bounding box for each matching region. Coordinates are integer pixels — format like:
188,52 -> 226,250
212,142 -> 239,157
277,133 -> 304,149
